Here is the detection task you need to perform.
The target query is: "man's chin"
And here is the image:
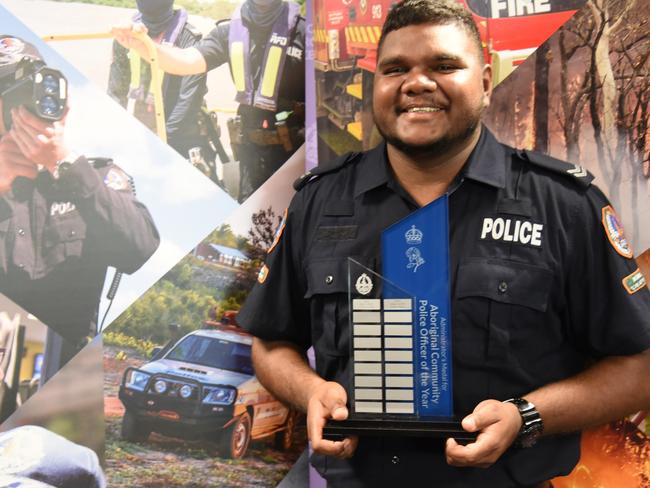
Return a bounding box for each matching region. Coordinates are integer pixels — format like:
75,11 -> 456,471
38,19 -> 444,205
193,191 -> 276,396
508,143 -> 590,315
384,135 -> 458,157
379,125 -> 480,158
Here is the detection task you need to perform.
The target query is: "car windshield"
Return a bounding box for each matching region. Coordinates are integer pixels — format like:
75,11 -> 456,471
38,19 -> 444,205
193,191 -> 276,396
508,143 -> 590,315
166,335 -> 253,375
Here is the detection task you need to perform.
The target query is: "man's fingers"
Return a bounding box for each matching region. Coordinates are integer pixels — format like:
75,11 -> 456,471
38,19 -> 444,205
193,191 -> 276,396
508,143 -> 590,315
445,436 -> 498,468
320,382 -> 349,420
15,107 -> 54,133
462,402 -> 501,432
307,405 -> 347,456
306,381 -> 357,458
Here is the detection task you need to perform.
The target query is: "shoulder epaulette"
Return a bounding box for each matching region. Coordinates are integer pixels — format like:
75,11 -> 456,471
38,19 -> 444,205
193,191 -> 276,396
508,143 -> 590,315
518,150 -> 594,189
87,157 -> 113,169
293,152 -> 362,191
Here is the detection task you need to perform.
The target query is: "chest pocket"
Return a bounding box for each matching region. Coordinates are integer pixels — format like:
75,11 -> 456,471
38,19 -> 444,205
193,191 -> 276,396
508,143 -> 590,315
43,215 -> 87,269
305,258 -> 352,359
455,258 -> 554,399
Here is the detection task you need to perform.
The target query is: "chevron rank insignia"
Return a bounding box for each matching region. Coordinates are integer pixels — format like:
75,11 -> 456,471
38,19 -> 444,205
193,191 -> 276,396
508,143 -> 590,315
520,150 -> 594,188
566,164 -> 588,178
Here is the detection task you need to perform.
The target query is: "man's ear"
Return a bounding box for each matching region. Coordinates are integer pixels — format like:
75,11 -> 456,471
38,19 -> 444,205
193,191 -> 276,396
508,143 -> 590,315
482,63 -> 493,109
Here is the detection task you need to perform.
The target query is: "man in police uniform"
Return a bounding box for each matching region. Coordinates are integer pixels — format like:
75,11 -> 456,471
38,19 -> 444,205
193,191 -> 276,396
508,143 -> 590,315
112,0 -> 305,203
0,39 -> 160,356
236,0 -> 650,486
107,0 -> 213,172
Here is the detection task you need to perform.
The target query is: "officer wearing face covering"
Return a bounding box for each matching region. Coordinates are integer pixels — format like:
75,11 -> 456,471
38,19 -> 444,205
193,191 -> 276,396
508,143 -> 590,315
108,0 -> 215,175
113,0 -> 305,203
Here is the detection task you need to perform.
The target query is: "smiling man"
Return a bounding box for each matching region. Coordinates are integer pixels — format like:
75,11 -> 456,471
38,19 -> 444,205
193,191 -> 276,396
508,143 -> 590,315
237,0 -> 650,486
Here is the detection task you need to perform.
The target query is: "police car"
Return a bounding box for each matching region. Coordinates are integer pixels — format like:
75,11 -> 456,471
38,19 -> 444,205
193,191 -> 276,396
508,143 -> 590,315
118,324 -> 295,459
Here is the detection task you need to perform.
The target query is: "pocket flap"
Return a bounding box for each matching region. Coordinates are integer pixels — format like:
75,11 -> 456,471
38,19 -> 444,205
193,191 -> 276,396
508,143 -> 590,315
305,257 -> 375,298
44,218 -> 87,247
456,258 -> 553,312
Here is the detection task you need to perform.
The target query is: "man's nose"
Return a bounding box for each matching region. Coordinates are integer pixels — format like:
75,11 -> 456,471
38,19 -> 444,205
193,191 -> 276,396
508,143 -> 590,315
401,69 -> 437,94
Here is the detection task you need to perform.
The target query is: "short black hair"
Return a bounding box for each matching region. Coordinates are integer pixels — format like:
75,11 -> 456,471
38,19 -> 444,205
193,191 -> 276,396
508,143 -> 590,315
377,0 -> 484,63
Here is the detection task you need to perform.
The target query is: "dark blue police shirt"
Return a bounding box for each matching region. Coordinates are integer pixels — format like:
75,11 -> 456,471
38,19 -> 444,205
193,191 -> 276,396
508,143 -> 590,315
238,127 -> 650,487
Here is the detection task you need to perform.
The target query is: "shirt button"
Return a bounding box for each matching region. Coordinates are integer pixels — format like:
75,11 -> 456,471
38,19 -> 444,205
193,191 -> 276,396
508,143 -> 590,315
17,263 -> 24,269
17,228 -> 25,236
325,275 -> 333,285
391,455 -> 400,465
498,281 -> 508,293
69,230 -> 76,237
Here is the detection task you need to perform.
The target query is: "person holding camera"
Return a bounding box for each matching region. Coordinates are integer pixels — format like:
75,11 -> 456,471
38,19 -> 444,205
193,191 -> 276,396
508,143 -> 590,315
0,36 -> 160,358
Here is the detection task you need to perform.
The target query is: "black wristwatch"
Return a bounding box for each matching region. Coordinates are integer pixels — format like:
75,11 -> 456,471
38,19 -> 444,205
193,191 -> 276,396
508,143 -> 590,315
504,397 -> 544,448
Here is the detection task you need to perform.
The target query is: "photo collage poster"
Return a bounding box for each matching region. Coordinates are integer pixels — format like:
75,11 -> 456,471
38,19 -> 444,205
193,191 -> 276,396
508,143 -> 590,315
1,0 -> 307,486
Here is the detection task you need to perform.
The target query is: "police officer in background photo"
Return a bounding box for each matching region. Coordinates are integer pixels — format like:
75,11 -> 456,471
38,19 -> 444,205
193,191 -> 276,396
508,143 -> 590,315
235,0 -> 650,486
0,36 -> 160,365
107,0 -> 217,180
112,0 -> 305,203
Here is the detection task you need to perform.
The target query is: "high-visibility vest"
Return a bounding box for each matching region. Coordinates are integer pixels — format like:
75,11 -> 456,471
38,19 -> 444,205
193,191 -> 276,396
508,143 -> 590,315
228,1 -> 300,112
127,8 -> 188,102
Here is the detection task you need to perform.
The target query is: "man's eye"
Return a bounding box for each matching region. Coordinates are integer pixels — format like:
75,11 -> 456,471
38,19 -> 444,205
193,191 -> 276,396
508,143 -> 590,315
437,64 -> 457,72
383,67 -> 405,75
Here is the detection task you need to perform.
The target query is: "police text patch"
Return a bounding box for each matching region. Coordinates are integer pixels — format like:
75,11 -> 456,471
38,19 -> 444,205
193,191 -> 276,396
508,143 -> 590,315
622,268 -> 646,295
601,205 -> 633,258
480,217 -> 543,247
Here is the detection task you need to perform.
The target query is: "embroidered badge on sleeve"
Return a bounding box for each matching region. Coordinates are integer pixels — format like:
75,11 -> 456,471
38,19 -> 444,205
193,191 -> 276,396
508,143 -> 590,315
601,205 -> 633,258
267,208 -> 288,254
622,268 -> 646,295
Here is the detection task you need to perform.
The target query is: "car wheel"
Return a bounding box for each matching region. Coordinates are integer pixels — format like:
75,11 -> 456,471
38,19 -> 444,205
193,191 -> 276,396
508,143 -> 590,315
274,410 -> 296,451
220,413 -> 251,459
121,410 -> 150,442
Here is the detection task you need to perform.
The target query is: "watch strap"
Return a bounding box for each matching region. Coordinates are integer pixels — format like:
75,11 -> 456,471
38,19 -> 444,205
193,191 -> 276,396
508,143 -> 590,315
504,397 -> 543,448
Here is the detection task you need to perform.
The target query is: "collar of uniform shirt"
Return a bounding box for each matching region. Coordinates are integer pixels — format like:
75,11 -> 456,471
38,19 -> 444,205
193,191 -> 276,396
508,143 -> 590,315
353,125 -> 507,200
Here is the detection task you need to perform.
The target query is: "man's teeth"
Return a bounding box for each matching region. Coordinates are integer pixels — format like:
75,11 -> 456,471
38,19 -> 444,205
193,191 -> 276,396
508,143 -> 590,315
406,107 -> 442,113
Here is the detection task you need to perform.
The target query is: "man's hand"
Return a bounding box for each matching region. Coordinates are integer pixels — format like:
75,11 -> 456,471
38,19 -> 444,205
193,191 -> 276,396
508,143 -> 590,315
307,381 -> 359,459
9,107 -> 69,173
0,133 -> 38,194
445,399 -> 521,468
111,22 -> 149,59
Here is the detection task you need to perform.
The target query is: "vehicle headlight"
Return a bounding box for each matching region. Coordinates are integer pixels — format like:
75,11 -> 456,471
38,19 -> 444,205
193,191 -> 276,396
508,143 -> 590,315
124,370 -> 151,392
202,386 -> 236,405
154,380 -> 168,394
179,384 -> 193,399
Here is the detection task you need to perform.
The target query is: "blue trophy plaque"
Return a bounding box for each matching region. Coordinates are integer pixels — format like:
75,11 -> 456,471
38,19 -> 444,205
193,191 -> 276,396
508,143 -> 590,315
324,196 -> 474,440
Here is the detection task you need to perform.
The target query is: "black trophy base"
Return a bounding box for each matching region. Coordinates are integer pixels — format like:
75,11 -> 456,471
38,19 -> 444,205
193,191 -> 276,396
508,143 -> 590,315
323,417 -> 477,442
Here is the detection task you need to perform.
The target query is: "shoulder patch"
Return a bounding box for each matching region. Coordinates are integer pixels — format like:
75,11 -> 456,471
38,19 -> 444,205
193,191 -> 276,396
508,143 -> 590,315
267,207 -> 288,254
622,268 -> 646,295
601,205 -> 633,258
103,166 -> 133,192
293,152 -> 362,191
519,150 -> 594,188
